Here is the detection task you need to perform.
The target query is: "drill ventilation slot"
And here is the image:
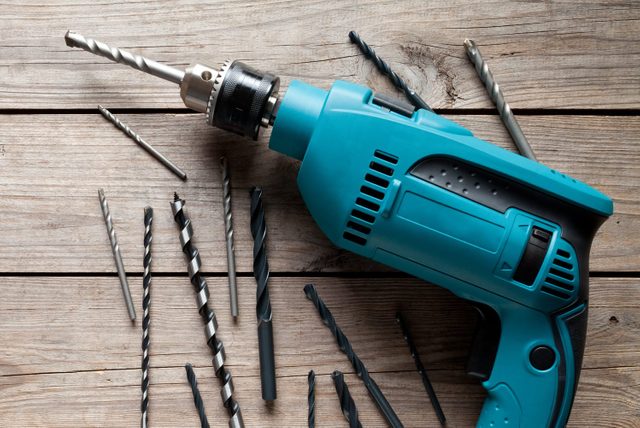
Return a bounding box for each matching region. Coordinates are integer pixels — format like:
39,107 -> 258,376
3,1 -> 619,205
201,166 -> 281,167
540,247 -> 578,300
343,150 -> 398,246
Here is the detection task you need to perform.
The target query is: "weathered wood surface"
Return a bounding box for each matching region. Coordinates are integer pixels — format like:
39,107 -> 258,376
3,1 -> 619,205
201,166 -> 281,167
0,113 -> 636,273
1,1 -> 639,109
0,277 -> 638,427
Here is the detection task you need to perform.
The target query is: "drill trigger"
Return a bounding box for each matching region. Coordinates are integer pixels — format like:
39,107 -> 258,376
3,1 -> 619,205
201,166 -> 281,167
466,303 -> 501,381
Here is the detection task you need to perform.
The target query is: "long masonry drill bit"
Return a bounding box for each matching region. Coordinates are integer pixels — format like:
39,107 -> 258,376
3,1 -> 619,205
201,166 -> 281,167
98,105 -> 187,181
249,187 -> 277,401
308,370 -> 316,428
349,30 -> 432,112
98,188 -> 136,321
65,31 -> 185,84
304,284 -> 403,428
141,207 -> 153,428
171,194 -> 244,428
396,312 -> 446,426
463,39 -> 536,160
220,157 -> 238,319
185,363 -> 211,428
332,371 -> 363,428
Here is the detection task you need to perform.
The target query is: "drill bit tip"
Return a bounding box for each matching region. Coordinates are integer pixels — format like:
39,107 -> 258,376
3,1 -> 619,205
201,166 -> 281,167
174,192 -> 180,202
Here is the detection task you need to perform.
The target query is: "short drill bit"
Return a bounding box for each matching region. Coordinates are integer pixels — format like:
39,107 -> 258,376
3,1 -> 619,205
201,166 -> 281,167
220,157 -> 238,319
304,284 -> 403,428
185,363 -> 211,428
98,188 -> 136,321
349,30 -> 432,112
308,370 -> 316,428
396,312 -> 446,426
463,39 -> 536,160
98,105 -> 187,180
249,187 -> 277,401
141,207 -> 153,428
171,194 -> 244,428
65,31 -> 185,84
332,371 -> 363,428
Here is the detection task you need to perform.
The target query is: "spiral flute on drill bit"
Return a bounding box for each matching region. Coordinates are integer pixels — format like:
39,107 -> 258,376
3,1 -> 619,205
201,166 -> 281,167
304,284 -> 404,428
220,157 -> 239,318
141,207 -> 153,428
332,371 -> 363,428
308,370 -> 316,428
249,187 -> 277,400
185,363 -> 211,428
171,194 -> 244,428
349,30 -> 432,112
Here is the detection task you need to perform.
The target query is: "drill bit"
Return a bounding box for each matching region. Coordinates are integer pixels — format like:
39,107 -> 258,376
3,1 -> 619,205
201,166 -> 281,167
308,370 -> 316,428
396,312 -> 446,426
185,363 -> 211,428
332,371 -> 363,428
463,39 -> 536,160
304,284 -> 403,428
141,207 -> 153,428
171,194 -> 244,428
249,187 -> 277,401
65,31 -> 185,84
349,30 -> 432,112
98,105 -> 187,181
98,188 -> 136,321
220,157 -> 238,319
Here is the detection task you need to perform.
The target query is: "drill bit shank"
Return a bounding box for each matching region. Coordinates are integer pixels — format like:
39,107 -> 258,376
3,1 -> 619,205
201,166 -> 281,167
332,371 -> 363,428
141,207 -> 153,428
220,157 -> 238,318
98,188 -> 136,321
171,194 -> 243,428
464,39 -> 536,160
250,187 -> 277,401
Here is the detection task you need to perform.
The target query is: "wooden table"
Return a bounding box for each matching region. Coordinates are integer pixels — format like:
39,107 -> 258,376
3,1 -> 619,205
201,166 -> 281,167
0,1 -> 638,426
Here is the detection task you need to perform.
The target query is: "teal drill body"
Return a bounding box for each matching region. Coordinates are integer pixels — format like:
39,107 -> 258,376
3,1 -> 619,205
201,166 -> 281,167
270,80 -> 613,427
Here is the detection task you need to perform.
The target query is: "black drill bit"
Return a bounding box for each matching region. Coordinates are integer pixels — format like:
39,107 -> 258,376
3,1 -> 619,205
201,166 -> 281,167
171,194 -> 244,428
185,363 -> 211,428
308,370 -> 316,428
349,30 -> 432,112
249,186 -> 277,401
141,207 -> 153,428
332,371 -> 363,428
304,284 -> 404,428
396,312 -> 446,426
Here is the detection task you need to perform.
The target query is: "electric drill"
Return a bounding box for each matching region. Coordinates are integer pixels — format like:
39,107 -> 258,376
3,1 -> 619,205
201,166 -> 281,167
65,31 -> 613,427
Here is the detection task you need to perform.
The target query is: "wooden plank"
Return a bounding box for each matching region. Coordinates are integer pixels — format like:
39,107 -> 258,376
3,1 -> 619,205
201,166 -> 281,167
0,276 -> 637,427
1,1 -> 639,109
0,277 -> 636,376
0,114 -> 636,273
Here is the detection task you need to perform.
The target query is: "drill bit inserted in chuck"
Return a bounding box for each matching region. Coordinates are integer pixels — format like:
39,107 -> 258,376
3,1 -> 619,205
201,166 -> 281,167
332,371 -> 363,428
171,194 -> 243,428
249,187 -> 277,401
65,31 -> 280,140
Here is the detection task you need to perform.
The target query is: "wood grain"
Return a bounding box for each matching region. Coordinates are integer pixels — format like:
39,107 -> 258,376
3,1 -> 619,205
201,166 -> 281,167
0,113 -> 635,273
0,276 -> 637,427
1,0 -> 639,109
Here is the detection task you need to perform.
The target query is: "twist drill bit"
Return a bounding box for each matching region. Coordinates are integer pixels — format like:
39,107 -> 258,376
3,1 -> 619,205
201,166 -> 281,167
220,157 -> 238,319
304,284 -> 403,428
98,188 -> 136,321
308,370 -> 316,428
185,363 -> 211,428
65,31 -> 185,84
463,39 -> 536,160
349,30 -> 432,112
249,187 -> 277,401
332,371 -> 363,428
396,312 -> 446,426
141,207 -> 153,428
98,105 -> 187,180
171,194 -> 244,428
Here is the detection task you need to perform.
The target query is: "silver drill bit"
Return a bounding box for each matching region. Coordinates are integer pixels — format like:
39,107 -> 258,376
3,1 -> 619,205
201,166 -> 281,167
98,188 -> 136,321
220,157 -> 238,319
65,31 -> 185,84
141,207 -> 153,428
98,105 -> 187,181
464,39 -> 537,161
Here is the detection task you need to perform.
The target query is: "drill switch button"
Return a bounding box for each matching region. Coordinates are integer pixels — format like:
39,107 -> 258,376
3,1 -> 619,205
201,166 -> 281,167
529,345 -> 556,371
372,93 -> 415,118
512,226 -> 553,286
